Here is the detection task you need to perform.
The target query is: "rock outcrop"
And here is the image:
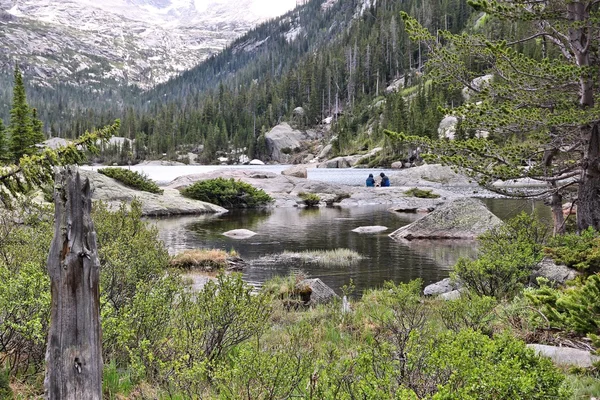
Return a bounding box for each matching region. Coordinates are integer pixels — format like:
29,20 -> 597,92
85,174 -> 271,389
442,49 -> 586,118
79,169 -> 226,216
423,278 -> 462,296
317,147 -> 382,168
387,164 -> 475,187
530,258 -> 580,285
389,198 -> 502,240
297,278 -> 338,305
265,123 -> 317,162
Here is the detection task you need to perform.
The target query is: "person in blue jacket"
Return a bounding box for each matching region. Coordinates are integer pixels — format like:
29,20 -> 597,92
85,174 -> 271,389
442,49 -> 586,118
366,173 -> 375,187
380,172 -> 390,187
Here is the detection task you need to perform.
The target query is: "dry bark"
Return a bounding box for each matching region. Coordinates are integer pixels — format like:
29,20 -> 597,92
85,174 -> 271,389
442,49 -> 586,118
44,167 -> 102,400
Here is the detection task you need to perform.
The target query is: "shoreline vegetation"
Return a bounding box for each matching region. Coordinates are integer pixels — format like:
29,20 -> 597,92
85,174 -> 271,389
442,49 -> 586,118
1,197 -> 599,398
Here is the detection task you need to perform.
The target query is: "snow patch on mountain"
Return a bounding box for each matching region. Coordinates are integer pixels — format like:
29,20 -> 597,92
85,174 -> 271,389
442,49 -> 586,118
0,0 -> 297,89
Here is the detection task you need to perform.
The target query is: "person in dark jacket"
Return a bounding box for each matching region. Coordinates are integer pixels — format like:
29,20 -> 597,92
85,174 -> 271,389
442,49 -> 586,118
366,173 -> 375,187
380,172 -> 390,187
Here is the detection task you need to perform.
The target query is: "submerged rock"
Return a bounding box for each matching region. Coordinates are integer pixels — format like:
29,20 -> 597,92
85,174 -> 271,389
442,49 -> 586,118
389,198 -> 502,240
352,226 -> 388,234
222,229 -> 257,239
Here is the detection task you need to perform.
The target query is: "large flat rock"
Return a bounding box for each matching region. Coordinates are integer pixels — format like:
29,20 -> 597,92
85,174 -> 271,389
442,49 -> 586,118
527,344 -> 600,368
389,198 -> 502,240
79,169 -> 227,216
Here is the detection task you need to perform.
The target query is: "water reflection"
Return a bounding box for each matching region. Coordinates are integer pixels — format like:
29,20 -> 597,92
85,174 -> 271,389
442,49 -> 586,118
153,204 -> 474,294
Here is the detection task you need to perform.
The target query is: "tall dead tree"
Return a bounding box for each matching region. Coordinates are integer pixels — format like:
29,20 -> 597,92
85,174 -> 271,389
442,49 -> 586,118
44,167 -> 102,399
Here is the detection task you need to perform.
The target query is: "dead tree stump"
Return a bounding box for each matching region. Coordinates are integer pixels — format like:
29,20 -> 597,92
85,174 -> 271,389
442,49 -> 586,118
44,168 -> 102,399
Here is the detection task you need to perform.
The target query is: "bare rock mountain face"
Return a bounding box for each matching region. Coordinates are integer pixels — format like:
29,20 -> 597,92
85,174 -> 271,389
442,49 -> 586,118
0,0 -> 296,89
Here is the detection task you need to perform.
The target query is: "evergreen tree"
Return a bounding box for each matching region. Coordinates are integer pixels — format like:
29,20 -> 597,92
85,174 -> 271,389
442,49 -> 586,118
0,119 -> 9,163
9,65 -> 34,163
31,108 -> 45,144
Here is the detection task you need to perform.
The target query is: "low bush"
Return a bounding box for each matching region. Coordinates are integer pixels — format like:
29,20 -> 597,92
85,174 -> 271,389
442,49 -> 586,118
545,227 -> 600,273
527,274 -> 600,348
181,178 -> 272,208
404,187 -> 440,198
98,167 -> 163,194
298,192 -> 321,207
453,213 -> 550,299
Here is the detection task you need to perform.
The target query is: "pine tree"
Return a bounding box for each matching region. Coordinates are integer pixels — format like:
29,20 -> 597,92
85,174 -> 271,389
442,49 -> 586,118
0,119 -> 9,163
31,108 -> 45,145
9,65 -> 34,164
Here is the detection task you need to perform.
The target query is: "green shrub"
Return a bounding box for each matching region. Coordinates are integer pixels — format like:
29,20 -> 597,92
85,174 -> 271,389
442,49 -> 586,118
404,187 -> 440,198
181,178 -> 272,208
436,292 -> 497,334
0,371 -> 12,399
527,274 -> 600,348
98,167 -> 163,194
545,227 -> 600,273
428,330 -> 570,399
453,212 -> 549,299
298,192 -> 321,207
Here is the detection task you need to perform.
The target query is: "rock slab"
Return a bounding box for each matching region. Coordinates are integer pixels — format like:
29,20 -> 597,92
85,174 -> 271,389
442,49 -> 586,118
527,344 -> 600,368
297,278 -> 338,305
389,198 -> 502,240
80,169 -> 226,216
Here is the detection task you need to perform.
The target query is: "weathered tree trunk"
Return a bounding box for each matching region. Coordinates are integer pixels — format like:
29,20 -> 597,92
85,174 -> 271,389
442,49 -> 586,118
568,2 -> 600,232
577,123 -> 600,231
44,168 -> 102,400
549,192 -> 566,236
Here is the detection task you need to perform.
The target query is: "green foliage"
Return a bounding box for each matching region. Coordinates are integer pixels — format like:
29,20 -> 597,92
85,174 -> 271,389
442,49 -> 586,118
546,228 -> 600,273
298,192 -> 321,207
8,65 -> 34,164
215,322 -> 315,399
404,187 -> 440,198
428,330 -> 570,399
0,121 -> 119,207
0,119 -> 9,164
103,361 -> 133,400
0,203 -> 52,376
94,200 -> 170,312
0,371 -> 12,399
436,293 -> 497,334
0,261 -> 50,377
98,167 -> 163,194
453,213 -> 549,298
527,274 -> 600,348
181,178 -> 272,208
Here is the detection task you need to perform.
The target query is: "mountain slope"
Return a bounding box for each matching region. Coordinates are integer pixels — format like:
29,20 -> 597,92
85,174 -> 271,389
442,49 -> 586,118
0,0 -> 296,89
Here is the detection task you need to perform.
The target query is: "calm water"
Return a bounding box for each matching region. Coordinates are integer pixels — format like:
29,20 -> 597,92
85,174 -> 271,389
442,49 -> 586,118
153,198 -> 551,294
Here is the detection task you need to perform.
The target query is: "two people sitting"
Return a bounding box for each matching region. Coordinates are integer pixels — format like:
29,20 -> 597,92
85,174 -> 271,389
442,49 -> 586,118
366,172 -> 390,187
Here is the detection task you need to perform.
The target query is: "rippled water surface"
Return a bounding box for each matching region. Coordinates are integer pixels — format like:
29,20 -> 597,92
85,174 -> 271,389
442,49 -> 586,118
153,198 -> 550,294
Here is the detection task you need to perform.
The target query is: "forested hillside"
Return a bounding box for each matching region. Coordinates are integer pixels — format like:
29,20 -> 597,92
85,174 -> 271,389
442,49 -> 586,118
1,0 -> 475,163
